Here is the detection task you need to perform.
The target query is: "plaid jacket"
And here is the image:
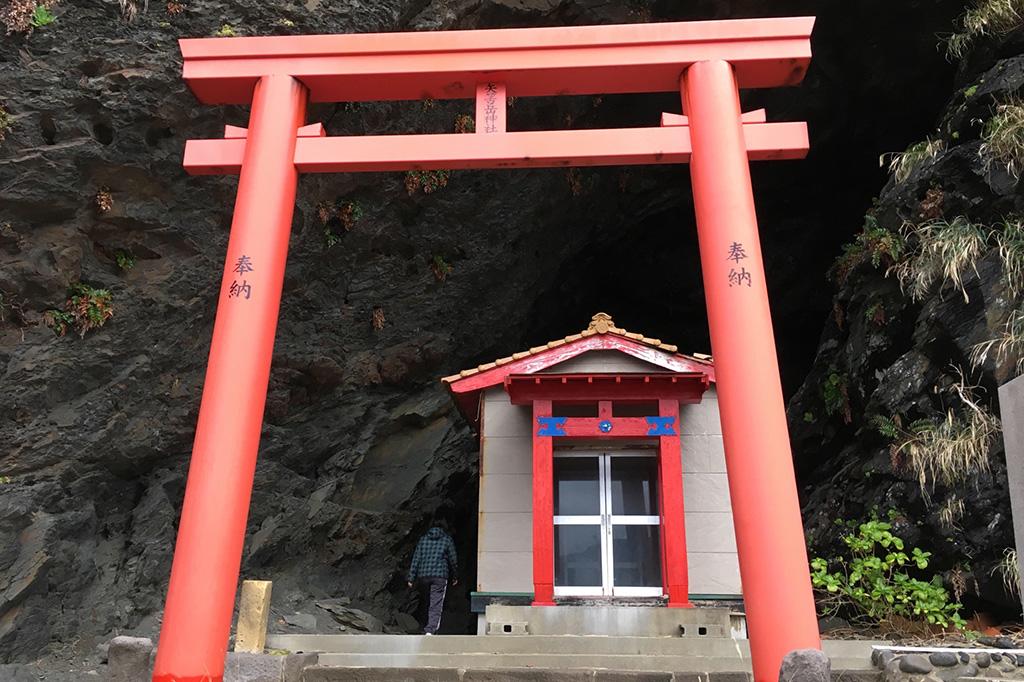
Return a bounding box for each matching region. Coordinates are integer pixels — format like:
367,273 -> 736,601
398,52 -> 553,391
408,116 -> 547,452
407,527 -> 457,581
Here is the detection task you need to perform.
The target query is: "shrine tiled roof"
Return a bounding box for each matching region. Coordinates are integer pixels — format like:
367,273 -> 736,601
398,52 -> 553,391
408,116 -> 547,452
441,312 -> 712,383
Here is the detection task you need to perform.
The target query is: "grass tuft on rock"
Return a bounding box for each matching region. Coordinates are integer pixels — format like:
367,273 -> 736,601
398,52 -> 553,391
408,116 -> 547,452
947,0 -> 1024,59
981,100 -> 1024,179
894,217 -> 988,302
894,376 -> 1000,497
885,139 -> 945,184
971,308 -> 1024,372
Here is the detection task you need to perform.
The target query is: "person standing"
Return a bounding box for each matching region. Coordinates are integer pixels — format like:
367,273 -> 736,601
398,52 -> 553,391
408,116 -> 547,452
406,520 -> 458,635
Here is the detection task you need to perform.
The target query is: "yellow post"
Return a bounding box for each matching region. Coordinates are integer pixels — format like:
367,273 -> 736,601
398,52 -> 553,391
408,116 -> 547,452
234,580 -> 273,653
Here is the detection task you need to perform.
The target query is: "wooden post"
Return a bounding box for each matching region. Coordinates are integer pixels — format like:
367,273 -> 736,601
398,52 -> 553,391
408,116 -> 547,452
234,580 -> 273,653
532,399 -> 555,606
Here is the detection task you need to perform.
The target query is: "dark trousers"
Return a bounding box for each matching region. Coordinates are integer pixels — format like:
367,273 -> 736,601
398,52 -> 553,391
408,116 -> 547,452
420,577 -> 448,634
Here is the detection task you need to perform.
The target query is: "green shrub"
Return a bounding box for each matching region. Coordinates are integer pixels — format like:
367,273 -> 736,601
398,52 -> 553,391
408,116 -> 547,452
115,249 -> 135,272
823,371 -> 852,424
811,516 -> 966,629
31,3 -> 53,27
45,284 -> 114,337
405,170 -> 450,195
830,216 -> 905,285
431,255 -> 453,282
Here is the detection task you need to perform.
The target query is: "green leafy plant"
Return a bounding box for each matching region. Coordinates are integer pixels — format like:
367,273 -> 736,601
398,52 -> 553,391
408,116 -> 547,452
947,0 -> 1024,59
0,475 -> 10,484
893,216 -> 988,302
404,170 -> 450,195
44,284 -> 114,337
822,371 -> 852,424
214,23 -> 236,37
872,414 -> 902,440
1,0 -> 57,34
318,199 -> 363,247
431,255 -> 453,282
864,301 -> 886,327
338,200 -> 362,231
884,139 -> 945,184
115,249 -> 135,272
30,3 -> 54,27
829,215 -> 905,285
803,411 -> 816,424
811,516 -> 966,629
981,100 -> 1024,179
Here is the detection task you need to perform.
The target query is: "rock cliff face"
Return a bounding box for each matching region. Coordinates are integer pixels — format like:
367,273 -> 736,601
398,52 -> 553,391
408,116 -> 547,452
0,0 -> 993,664
789,29 -> 1024,619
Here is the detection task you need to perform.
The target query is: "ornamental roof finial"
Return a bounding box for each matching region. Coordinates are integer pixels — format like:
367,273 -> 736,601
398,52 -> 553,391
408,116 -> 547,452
588,312 -> 614,333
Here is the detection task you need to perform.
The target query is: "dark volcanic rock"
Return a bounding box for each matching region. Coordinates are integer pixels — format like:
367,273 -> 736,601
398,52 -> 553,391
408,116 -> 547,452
899,655 -> 934,675
0,0 -> 972,666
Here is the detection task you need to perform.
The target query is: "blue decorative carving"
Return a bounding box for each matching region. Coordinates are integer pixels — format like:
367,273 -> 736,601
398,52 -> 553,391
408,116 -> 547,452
536,416 -> 568,437
599,419 -> 613,433
646,416 -> 677,436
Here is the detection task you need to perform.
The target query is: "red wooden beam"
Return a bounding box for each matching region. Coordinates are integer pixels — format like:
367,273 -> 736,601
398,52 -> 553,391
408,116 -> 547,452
179,18 -> 814,105
539,417 -> 672,438
182,122 -> 809,175
505,373 -> 709,404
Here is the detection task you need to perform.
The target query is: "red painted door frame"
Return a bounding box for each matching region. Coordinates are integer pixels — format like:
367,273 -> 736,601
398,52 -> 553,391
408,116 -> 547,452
157,17 -> 820,682
528,396 -> 691,608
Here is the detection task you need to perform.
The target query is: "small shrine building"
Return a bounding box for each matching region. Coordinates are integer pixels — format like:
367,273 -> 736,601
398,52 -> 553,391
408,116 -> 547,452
443,313 -> 742,633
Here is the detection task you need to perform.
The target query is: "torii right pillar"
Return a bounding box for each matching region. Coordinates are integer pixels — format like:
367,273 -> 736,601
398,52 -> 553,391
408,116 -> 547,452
683,60 -> 821,682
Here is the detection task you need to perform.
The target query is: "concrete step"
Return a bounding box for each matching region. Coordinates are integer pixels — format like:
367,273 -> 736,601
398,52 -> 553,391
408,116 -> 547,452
270,635 -> 749,657
312,654 -> 873,673
268,635 -> 879,672
302,667 -> 882,682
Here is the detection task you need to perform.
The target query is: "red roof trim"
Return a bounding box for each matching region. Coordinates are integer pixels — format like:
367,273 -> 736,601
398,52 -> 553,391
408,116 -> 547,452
444,335 -> 714,428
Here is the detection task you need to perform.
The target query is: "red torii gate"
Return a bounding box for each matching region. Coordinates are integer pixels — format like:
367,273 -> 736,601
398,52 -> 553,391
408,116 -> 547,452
154,18 -> 820,682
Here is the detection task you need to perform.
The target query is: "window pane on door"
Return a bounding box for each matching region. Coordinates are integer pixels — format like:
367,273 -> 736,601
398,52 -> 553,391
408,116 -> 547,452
555,525 -> 603,587
554,457 -> 600,516
612,525 -> 662,587
610,457 -> 659,516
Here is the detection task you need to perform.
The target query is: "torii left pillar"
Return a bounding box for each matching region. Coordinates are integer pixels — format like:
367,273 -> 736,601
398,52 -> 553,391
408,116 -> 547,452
151,74 -> 307,682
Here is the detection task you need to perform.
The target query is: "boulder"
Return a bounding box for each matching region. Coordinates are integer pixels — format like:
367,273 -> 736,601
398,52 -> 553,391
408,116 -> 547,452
779,649 -> 831,682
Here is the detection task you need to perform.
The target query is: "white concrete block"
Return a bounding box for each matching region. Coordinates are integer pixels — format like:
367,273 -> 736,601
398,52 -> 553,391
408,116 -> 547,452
683,473 -> 733,513
478,551 -> 534,592
482,399 -> 533,438
680,400 -> 723,435
480,474 -> 533,513
479,512 -> 533,553
684,512 -> 738,553
481,436 -> 533,475
681,435 -> 726,473
687,552 -> 743,596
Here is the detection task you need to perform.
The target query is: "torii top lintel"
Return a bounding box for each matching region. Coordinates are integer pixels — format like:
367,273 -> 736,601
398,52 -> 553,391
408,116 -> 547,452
180,17 -> 814,105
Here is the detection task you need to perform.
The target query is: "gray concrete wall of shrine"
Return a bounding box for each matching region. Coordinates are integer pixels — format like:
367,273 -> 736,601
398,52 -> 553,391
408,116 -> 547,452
475,350 -> 742,599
